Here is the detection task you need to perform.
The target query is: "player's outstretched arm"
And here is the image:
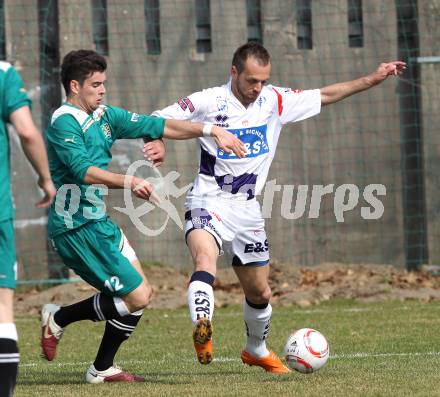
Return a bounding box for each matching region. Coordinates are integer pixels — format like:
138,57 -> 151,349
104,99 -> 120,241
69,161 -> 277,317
162,119 -> 246,158
320,61 -> 406,107
83,166 -> 160,202
10,106 -> 56,208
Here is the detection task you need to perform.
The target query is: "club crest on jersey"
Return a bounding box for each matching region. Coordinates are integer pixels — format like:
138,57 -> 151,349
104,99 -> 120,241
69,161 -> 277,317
257,96 -> 266,107
216,96 -> 228,112
101,123 -> 112,140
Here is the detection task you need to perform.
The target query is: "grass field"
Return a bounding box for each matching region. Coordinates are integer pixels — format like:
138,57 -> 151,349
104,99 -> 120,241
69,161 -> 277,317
15,300 -> 440,397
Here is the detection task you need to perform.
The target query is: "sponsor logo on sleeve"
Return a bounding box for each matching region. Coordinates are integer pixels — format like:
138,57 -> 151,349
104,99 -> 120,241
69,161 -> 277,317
178,97 -> 195,113
284,88 -> 303,94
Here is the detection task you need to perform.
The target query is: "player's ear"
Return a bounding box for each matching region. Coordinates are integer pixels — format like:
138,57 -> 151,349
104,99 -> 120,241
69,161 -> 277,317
231,65 -> 239,80
70,80 -> 81,95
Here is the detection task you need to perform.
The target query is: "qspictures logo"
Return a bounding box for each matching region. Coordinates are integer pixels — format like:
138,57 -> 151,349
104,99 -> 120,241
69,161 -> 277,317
54,160 -> 386,236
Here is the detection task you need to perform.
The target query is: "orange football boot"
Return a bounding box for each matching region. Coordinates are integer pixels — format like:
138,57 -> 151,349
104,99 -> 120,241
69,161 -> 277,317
241,350 -> 291,374
193,317 -> 213,364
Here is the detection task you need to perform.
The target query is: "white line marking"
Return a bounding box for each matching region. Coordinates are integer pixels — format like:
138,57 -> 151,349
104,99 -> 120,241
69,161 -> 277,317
15,304 -> 440,324
331,351 -> 440,359
14,216 -> 48,229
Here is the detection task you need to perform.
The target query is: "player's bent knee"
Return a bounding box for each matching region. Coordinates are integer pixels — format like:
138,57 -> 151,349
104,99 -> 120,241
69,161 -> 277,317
247,286 -> 272,305
261,287 -> 272,302
123,283 -> 152,312
126,295 -> 149,312
193,253 -> 216,274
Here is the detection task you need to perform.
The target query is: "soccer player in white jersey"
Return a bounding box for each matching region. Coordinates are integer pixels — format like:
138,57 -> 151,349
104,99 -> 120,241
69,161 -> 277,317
149,42 -> 406,373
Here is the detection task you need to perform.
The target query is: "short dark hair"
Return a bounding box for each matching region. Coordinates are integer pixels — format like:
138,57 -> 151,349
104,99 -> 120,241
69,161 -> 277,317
61,50 -> 107,95
232,42 -> 271,74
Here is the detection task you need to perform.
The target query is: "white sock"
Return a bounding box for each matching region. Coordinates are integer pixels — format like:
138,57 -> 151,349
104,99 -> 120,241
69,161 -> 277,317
0,323 -> 18,341
188,280 -> 214,324
243,300 -> 271,358
113,296 -> 130,316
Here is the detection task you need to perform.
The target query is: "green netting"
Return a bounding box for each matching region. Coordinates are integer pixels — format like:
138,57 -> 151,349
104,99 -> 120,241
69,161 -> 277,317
5,0 -> 439,285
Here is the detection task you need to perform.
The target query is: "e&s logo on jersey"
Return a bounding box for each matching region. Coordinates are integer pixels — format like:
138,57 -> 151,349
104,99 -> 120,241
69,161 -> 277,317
218,124 -> 269,159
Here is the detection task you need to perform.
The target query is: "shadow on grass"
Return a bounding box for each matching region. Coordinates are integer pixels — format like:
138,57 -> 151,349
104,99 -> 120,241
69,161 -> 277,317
18,369 -> 246,386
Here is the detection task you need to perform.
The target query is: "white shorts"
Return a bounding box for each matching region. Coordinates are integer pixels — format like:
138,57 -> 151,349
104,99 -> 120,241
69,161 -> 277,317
184,199 -> 270,266
119,229 -> 138,264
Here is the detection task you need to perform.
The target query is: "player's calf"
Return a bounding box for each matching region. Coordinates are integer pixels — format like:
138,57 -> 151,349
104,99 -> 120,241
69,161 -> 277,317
93,310 -> 144,371
188,270 -> 215,364
0,323 -> 20,397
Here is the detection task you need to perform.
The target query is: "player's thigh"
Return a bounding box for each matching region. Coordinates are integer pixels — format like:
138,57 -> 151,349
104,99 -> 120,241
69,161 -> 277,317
117,230 -> 152,308
0,288 -> 14,323
185,208 -> 222,274
186,229 -> 220,274
0,219 -> 17,291
52,220 -> 143,297
231,220 -> 271,301
119,231 -> 149,285
231,220 -> 270,268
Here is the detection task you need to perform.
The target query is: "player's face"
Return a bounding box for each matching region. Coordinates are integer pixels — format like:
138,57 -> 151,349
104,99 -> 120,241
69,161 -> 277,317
71,71 -> 107,113
231,57 -> 271,107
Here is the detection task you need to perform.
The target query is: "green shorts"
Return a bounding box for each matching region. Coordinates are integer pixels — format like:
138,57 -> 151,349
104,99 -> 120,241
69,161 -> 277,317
0,219 -> 17,289
51,219 -> 142,296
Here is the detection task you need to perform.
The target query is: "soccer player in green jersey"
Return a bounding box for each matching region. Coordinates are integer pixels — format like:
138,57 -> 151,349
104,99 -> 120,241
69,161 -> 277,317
0,62 -> 56,396
40,49 -> 245,383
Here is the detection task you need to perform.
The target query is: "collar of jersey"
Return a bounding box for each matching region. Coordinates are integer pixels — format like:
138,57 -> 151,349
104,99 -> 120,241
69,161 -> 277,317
225,78 -> 262,111
62,101 -> 96,133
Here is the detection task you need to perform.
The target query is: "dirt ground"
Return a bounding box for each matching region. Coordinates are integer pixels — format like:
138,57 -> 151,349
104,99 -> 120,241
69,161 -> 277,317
15,262 -> 440,315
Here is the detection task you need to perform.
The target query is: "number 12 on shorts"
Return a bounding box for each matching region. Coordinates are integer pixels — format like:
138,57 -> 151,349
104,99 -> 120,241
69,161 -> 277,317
104,276 -> 124,292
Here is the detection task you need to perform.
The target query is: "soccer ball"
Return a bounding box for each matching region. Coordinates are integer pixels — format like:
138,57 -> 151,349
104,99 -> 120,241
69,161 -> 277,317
284,328 -> 329,373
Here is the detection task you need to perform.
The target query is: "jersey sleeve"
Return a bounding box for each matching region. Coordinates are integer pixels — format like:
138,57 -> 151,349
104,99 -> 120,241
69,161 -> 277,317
106,106 -> 165,140
152,90 -> 208,120
3,66 -> 32,121
46,115 -> 94,182
271,86 -> 321,125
